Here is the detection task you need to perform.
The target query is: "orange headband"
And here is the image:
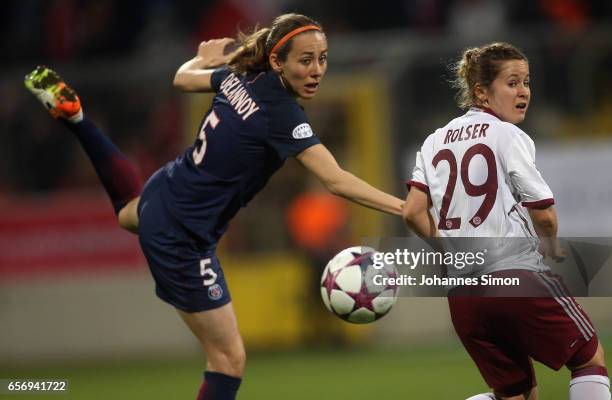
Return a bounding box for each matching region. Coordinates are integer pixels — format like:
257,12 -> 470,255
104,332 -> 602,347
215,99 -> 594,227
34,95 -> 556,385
270,25 -> 321,55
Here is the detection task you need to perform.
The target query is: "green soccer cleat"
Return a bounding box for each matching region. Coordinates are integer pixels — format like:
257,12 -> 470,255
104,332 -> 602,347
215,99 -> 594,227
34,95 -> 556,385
25,66 -> 83,122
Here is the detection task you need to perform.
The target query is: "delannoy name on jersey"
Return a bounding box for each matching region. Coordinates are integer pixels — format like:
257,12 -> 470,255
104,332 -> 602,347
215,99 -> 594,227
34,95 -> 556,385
444,123 -> 489,144
219,73 -> 260,121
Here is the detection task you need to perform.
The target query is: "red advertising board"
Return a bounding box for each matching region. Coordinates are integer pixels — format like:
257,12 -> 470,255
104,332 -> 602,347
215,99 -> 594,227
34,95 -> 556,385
0,192 -> 145,281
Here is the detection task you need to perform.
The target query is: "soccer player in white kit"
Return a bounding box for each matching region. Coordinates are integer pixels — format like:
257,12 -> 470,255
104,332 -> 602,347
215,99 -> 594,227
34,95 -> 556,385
402,43 -> 609,400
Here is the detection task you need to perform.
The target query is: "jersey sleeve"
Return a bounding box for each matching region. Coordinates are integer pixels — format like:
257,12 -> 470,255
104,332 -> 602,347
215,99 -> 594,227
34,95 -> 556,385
266,101 -> 321,160
210,67 -> 231,92
407,150 -> 430,194
407,134 -> 434,194
500,129 -> 554,208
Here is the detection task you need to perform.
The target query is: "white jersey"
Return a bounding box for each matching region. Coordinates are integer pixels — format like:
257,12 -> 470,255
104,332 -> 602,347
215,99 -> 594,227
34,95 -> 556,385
409,107 -> 554,275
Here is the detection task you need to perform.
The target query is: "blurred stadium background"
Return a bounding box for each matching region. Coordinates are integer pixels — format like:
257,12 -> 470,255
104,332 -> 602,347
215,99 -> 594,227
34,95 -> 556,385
2,0 -> 612,398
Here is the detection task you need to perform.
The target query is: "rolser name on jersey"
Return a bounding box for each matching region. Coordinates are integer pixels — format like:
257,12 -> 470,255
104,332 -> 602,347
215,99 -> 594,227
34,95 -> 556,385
219,73 -> 260,120
444,123 -> 489,144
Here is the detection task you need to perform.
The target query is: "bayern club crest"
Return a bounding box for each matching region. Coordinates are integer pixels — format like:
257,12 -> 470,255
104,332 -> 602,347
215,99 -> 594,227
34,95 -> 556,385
208,284 -> 224,300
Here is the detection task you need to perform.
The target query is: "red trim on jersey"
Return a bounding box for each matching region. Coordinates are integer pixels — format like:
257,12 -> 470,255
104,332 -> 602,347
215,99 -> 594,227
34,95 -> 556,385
509,204 -> 535,237
247,72 -> 264,85
522,198 -> 555,209
406,180 -> 429,194
481,107 -> 501,119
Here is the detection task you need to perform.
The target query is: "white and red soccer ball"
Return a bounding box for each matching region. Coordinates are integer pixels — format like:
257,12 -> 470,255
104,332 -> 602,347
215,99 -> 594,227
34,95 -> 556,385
320,246 -> 399,324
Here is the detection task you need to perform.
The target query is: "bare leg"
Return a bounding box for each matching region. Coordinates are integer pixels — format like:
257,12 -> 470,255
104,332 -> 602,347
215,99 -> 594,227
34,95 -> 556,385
118,197 -> 140,234
570,340 -> 606,371
177,303 -> 246,378
177,303 -> 244,399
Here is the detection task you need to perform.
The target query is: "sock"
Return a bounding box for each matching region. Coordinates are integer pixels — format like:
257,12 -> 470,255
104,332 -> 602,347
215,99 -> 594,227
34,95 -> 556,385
68,108 -> 84,123
197,371 -> 242,400
570,366 -> 611,400
62,117 -> 142,214
465,394 -> 496,400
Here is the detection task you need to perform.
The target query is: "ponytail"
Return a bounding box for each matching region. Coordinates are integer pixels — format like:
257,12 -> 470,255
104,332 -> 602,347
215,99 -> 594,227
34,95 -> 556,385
228,26 -> 271,75
227,13 -> 323,75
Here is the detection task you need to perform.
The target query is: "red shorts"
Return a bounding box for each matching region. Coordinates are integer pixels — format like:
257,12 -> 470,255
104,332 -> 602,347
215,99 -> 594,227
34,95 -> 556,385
448,270 -> 598,397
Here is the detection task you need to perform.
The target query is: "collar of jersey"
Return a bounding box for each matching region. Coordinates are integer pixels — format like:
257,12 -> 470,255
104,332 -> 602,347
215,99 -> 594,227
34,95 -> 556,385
468,106 -> 501,120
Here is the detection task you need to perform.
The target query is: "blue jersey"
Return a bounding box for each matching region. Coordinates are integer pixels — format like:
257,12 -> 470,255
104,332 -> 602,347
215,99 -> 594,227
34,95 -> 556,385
157,67 -> 320,248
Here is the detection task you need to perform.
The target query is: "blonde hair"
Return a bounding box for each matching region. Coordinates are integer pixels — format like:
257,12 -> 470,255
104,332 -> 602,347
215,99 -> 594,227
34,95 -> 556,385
228,13 -> 323,75
452,42 -> 528,109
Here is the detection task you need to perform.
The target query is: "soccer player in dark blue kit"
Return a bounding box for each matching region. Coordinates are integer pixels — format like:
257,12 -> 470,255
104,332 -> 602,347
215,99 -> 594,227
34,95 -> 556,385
25,13 -> 404,400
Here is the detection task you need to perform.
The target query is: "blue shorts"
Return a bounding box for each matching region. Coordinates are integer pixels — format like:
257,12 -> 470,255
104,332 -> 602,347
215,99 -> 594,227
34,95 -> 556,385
137,169 -> 231,312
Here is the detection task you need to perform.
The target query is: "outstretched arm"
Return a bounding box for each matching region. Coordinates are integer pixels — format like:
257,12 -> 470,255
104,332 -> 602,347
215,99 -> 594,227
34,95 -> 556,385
173,38 -> 238,92
296,144 -> 403,215
528,206 -> 565,261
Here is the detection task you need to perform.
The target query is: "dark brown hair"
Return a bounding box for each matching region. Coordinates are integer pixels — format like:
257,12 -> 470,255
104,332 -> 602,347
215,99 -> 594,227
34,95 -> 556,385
452,42 -> 528,109
228,13 -> 323,75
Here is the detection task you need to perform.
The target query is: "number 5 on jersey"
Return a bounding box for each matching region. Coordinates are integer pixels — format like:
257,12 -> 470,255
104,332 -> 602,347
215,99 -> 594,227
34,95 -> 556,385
193,111 -> 220,165
200,258 -> 217,286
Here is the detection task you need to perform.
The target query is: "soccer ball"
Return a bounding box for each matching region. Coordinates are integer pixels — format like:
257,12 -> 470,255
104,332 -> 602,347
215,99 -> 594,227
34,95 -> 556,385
320,246 -> 399,324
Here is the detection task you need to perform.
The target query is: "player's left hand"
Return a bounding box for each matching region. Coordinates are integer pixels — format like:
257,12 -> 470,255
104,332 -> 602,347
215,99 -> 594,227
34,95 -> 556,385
539,239 -> 566,263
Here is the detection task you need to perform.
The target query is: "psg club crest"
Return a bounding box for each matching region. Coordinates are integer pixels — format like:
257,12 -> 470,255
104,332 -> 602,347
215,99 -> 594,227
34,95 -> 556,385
208,284 -> 223,300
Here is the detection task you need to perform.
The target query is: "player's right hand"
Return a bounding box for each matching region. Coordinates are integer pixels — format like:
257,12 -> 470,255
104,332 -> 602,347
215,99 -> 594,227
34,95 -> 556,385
196,38 -> 239,67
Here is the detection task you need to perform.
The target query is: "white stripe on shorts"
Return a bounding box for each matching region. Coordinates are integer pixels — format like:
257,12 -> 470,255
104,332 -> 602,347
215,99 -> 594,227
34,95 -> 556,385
536,273 -> 594,341
542,273 -> 595,333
